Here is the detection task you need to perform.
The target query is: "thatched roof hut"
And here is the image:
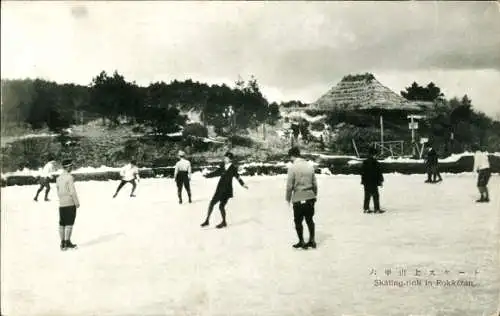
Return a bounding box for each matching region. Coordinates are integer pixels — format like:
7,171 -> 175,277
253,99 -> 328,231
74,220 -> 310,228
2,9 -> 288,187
311,73 -> 429,113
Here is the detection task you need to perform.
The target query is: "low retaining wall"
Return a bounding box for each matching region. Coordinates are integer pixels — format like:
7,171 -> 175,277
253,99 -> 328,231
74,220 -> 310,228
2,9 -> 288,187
2,155 -> 498,187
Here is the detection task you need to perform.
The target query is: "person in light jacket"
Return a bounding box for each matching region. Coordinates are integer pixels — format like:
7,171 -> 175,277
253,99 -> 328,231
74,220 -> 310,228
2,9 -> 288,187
174,150 -> 192,204
286,147 -> 318,249
472,144 -> 491,203
201,152 -> 248,229
113,160 -> 140,198
56,159 -> 80,250
34,155 -> 57,201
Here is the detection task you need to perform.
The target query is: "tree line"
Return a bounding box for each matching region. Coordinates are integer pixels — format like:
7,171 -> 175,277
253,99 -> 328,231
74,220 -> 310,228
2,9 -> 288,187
2,73 -> 499,152
400,82 -> 500,152
1,71 -> 281,135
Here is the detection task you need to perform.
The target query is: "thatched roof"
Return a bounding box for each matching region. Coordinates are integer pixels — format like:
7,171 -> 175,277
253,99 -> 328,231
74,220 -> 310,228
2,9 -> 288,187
311,73 -> 427,112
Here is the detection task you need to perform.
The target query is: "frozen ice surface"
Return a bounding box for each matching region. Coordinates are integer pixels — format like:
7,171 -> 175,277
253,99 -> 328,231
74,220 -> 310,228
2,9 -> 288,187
1,174 -> 499,316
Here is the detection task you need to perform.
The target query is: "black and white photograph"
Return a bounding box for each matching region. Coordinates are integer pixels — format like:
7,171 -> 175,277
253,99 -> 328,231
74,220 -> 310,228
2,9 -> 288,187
1,1 -> 499,315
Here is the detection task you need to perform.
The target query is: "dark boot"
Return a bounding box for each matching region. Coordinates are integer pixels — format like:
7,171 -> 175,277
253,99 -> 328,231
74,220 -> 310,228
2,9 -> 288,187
65,240 -> 77,249
201,221 -> 209,227
216,222 -> 227,229
306,241 -> 317,249
60,240 -> 66,251
293,241 -> 307,249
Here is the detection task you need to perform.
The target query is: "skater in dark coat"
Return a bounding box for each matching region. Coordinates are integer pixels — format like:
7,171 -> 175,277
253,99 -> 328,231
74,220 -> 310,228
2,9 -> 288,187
361,147 -> 384,214
425,145 -> 442,183
201,152 -> 248,229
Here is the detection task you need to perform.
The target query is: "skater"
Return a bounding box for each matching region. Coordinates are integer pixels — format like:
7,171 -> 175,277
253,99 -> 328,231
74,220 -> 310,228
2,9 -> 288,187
425,144 -> 442,183
361,147 -> 384,214
174,150 -> 192,204
56,159 -> 80,250
473,144 -> 491,203
285,147 -> 317,249
113,160 -> 140,198
201,152 -> 248,229
34,155 -> 57,201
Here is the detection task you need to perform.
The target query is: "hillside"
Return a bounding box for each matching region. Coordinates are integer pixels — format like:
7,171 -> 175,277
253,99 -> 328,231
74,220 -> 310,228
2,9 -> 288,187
2,73 -> 500,173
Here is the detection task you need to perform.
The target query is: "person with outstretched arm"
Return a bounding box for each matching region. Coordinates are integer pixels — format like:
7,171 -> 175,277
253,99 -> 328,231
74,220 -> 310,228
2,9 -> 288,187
113,160 -> 140,198
34,155 -> 57,201
201,152 -> 248,229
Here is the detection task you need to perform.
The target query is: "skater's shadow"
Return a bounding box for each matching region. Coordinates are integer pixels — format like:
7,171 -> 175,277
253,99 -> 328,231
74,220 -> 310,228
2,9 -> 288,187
231,218 -> 262,227
316,232 -> 333,246
79,233 -> 125,247
151,199 -> 205,206
181,199 -> 204,205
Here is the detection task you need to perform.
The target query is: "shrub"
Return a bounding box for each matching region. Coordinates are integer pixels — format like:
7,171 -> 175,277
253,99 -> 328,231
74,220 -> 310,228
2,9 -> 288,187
1,136 -> 63,171
183,123 -> 208,138
229,135 -> 255,147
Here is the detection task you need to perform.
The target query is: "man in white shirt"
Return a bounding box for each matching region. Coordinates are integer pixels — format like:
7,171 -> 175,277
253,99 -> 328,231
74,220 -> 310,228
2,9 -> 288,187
472,144 -> 491,203
174,150 -> 192,204
34,155 -> 56,201
113,160 -> 140,198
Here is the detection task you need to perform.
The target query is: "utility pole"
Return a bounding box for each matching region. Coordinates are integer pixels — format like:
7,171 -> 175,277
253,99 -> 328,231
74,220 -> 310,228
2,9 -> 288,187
407,114 -> 424,156
380,115 -> 384,156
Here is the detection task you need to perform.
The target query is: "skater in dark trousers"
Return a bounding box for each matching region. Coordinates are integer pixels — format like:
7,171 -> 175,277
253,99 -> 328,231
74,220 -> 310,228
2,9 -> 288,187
56,159 -> 80,251
174,150 -> 192,204
473,144 -> 491,203
34,155 -> 56,201
286,147 -> 318,249
425,145 -> 442,183
361,147 -> 384,214
201,152 -> 248,229
113,160 -> 140,198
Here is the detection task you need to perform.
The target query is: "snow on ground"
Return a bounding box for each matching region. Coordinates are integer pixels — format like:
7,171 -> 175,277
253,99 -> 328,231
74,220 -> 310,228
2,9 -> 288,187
1,174 -> 499,316
2,161 -> 320,179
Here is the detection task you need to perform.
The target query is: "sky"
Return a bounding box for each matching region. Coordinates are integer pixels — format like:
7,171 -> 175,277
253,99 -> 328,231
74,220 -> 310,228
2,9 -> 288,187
2,1 -> 499,117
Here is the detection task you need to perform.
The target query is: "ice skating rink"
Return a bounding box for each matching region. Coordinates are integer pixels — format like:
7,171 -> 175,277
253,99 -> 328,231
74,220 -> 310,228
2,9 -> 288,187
1,174 -> 499,316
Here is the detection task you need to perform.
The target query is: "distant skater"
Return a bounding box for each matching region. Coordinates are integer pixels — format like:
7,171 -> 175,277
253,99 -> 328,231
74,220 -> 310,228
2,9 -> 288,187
56,159 -> 80,250
473,144 -> 491,203
113,160 -> 140,198
34,155 -> 57,201
174,150 -> 192,204
286,147 -> 318,249
201,152 -> 248,229
361,147 -> 384,214
425,144 -> 442,183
